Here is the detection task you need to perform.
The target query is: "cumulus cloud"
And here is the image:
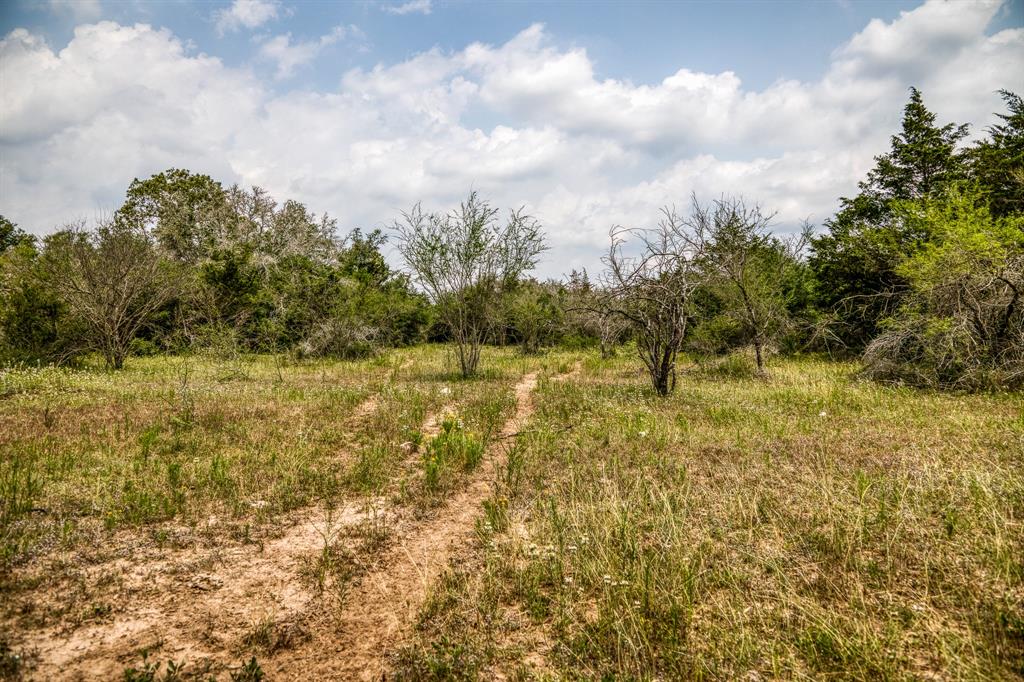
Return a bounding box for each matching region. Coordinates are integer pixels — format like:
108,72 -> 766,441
383,0 -> 432,16
1,0 -> 1021,277
214,0 -> 280,35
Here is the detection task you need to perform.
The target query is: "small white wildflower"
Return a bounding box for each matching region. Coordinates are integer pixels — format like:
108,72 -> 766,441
638,430 -> 648,438
603,574 -> 612,584
567,544 -> 578,552
563,576 -> 574,585
633,600 -> 641,608
819,410 -> 828,417
440,386 -> 451,395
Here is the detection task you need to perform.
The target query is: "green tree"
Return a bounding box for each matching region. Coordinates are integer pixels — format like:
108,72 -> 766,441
393,191 -> 546,377
810,88 -> 970,349
862,184 -> 1024,389
0,215 -> 32,254
116,168 -> 231,264
970,90 -> 1024,217
0,219 -> 71,363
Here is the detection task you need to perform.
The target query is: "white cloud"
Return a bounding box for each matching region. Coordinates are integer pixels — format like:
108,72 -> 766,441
258,25 -> 362,79
214,0 -> 280,35
383,0 -> 432,16
1,0 -> 1022,278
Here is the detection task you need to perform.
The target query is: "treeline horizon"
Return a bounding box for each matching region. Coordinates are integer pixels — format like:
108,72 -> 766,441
1,87 -> 1021,391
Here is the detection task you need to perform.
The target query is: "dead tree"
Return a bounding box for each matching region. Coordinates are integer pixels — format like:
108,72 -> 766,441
42,220 -> 179,369
603,207 -> 706,396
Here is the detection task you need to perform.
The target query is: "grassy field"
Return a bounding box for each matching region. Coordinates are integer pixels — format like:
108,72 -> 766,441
1,346 -> 1022,679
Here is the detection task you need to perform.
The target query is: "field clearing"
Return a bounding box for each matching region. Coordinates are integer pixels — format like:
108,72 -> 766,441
1,347 -> 1022,679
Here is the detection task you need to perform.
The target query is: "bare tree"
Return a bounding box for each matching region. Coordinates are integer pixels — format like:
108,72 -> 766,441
42,220 -> 179,369
393,191 -> 546,377
603,207 -> 706,396
693,196 -> 809,375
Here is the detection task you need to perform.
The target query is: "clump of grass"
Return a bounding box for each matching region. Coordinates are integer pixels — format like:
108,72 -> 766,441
0,637 -> 35,680
121,651 -> 188,681
230,656 -> 265,681
421,417 -> 484,496
241,615 -> 308,655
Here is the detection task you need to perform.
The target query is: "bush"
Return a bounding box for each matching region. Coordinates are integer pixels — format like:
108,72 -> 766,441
861,186 -> 1024,390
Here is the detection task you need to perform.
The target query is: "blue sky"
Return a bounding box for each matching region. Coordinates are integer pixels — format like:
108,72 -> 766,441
4,1 -> 958,89
1,0 -> 1022,276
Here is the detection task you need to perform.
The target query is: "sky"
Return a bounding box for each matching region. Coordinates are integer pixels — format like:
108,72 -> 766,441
1,0 -> 1022,278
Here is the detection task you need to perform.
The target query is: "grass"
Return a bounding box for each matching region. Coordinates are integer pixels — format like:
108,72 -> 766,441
2,346 -> 1021,679
394,352 -> 1024,680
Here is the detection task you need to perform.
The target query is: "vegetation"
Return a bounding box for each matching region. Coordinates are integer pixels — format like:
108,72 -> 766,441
0,86 -> 1021,679
394,352 -> 1024,679
393,191 -> 546,377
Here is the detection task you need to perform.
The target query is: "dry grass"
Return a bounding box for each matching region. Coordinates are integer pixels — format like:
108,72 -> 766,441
2,347 -> 1021,679
0,345 -> 554,678
394,353 -> 1024,680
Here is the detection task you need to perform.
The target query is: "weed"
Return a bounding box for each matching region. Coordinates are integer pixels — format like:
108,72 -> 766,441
421,417 -> 484,496
121,652 -> 187,682
230,656 -> 265,681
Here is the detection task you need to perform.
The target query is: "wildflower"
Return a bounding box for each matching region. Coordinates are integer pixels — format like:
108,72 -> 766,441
638,430 -> 648,438
440,386 -> 451,396
819,410 -> 827,417
567,544 -> 578,552
563,576 -> 574,585
603,574 -> 612,584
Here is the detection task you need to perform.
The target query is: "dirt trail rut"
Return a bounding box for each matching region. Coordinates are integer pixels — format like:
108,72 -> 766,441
268,371 -> 539,680
17,372 -> 541,681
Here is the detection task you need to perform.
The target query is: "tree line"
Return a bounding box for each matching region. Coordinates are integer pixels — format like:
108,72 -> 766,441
1,87 -> 1021,392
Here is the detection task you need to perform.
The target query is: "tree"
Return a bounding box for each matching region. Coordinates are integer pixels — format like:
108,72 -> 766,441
695,196 -> 810,374
810,88 -> 970,349
970,90 -> 1024,217
603,206 -> 707,396
0,215 -> 32,254
503,279 -> 563,354
0,217 -> 71,363
116,168 -> 232,264
564,268 -> 628,358
41,220 -> 180,369
863,185 -> 1024,389
393,191 -> 546,377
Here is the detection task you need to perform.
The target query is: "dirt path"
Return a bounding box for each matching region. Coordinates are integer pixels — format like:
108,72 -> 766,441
14,371 -> 541,680
266,371 -> 539,680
